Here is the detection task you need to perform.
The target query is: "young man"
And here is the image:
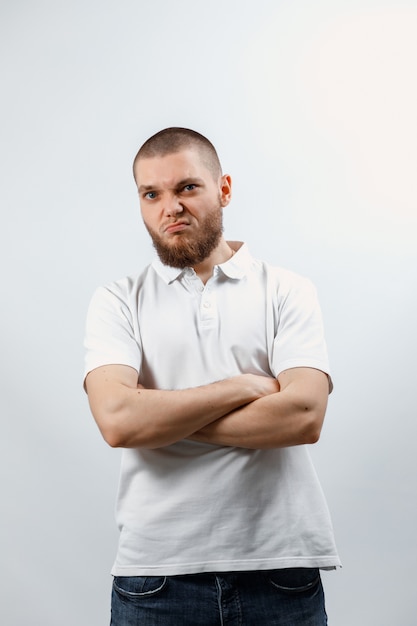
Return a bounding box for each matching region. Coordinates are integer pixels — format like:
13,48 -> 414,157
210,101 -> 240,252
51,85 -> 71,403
84,127 -> 340,625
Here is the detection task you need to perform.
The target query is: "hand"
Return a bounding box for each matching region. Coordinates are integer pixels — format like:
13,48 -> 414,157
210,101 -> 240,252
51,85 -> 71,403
239,373 -> 280,400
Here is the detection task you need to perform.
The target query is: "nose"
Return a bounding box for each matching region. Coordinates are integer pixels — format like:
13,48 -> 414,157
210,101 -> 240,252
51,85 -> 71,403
163,193 -> 183,217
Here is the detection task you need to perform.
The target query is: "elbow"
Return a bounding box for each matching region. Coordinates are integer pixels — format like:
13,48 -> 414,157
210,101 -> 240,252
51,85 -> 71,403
101,424 -> 144,448
99,419 -> 127,448
94,407 -> 134,448
103,430 -> 125,449
305,425 -> 321,445
96,411 -> 163,449
89,395 -> 131,448
300,409 -> 325,445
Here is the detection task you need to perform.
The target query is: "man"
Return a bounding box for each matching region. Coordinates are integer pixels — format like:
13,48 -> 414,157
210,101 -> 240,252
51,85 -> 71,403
84,127 -> 340,625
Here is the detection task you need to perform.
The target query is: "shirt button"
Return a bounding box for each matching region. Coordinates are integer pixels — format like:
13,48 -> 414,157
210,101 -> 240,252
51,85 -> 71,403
203,301 -> 211,308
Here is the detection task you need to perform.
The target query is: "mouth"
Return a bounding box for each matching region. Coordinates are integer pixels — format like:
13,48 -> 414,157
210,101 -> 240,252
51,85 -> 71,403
164,220 -> 190,234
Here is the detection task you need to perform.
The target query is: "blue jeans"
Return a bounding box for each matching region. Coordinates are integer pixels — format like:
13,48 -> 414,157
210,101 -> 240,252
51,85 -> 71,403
110,568 -> 328,625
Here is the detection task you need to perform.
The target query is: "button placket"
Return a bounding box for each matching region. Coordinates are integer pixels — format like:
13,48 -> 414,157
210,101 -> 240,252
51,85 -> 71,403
200,284 -> 217,325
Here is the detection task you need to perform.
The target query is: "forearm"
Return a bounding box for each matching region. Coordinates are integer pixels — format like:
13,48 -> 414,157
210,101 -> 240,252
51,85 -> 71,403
107,381 -> 251,448
189,374 -> 329,449
86,368 -> 279,449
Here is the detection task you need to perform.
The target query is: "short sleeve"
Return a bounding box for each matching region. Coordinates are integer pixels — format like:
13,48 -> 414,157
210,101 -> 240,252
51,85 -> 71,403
270,274 -> 333,391
83,284 -> 142,386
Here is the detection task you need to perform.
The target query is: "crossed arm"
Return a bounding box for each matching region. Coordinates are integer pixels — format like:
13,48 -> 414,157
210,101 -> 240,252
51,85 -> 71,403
85,365 -> 329,450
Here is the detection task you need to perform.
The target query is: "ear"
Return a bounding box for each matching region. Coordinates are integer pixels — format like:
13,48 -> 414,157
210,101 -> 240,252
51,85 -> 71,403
219,174 -> 232,207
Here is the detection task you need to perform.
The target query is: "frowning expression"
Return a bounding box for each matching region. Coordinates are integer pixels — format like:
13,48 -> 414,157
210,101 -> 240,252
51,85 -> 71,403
134,148 -> 232,268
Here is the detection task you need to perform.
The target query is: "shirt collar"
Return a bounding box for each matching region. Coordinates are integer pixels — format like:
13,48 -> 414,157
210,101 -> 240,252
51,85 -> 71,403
151,241 -> 252,284
218,241 -> 252,279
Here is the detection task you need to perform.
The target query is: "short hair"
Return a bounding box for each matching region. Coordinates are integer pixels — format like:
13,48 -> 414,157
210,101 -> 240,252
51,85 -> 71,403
133,127 -> 222,180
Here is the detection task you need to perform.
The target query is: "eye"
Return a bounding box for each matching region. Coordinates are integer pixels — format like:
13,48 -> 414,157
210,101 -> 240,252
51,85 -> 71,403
144,191 -> 157,200
183,184 -> 197,192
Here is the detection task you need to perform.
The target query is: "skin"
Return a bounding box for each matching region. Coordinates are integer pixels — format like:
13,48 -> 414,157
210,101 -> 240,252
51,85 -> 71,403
135,148 -> 233,282
85,148 -> 330,449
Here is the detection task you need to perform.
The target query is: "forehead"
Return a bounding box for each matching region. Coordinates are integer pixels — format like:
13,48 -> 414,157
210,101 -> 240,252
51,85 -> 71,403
135,148 -> 216,186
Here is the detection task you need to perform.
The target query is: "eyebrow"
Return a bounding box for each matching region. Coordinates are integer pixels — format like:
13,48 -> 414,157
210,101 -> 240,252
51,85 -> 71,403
138,184 -> 156,193
138,177 -> 205,194
176,177 -> 205,188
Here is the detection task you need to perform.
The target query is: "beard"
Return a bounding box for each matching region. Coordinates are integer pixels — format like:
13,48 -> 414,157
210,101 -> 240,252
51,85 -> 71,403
144,204 -> 224,269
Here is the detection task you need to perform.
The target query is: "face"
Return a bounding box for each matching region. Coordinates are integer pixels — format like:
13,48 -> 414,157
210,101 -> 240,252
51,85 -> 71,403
135,148 -> 232,268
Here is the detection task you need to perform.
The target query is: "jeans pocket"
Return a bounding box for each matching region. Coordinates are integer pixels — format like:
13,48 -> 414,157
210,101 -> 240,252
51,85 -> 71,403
113,576 -> 167,599
266,568 -> 321,595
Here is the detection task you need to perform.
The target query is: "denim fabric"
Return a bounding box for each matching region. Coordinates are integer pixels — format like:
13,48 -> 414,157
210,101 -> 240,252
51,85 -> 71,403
110,568 -> 327,625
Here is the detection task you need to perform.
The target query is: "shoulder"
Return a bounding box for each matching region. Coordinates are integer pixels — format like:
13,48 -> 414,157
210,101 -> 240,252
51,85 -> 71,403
252,256 -> 317,300
236,245 -> 318,305
238,245 -> 311,285
90,264 -> 154,305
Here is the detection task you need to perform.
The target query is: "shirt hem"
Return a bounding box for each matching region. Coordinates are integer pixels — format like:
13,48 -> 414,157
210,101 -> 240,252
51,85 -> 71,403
111,555 -> 342,577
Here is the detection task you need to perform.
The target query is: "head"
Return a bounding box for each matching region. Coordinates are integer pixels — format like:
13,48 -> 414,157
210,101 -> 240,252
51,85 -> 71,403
133,128 -> 232,268
133,127 -> 222,183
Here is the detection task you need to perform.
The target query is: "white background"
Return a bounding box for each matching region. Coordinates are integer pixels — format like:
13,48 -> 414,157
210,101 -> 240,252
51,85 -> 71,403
1,1 -> 416,624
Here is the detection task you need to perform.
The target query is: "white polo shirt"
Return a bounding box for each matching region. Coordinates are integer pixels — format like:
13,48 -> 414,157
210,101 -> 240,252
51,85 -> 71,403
84,242 -> 341,575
